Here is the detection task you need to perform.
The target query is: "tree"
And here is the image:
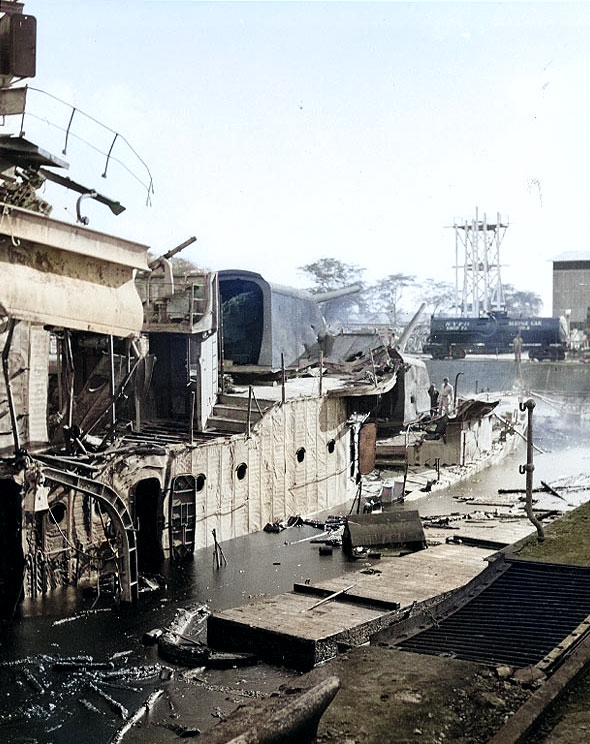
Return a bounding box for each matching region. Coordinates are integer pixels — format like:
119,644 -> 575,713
367,273 -> 416,328
503,285 -> 543,317
298,258 -> 365,294
298,258 -> 366,326
419,279 -> 456,316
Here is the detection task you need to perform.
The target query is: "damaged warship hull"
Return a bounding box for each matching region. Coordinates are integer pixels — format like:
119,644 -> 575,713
0,207 -> 413,613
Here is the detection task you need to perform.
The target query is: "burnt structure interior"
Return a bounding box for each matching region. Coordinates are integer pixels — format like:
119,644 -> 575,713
220,278 -> 264,365
0,478 -> 24,618
149,334 -> 194,420
133,478 -> 164,573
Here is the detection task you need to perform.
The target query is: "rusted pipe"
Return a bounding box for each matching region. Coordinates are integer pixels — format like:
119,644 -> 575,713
519,399 -> 544,541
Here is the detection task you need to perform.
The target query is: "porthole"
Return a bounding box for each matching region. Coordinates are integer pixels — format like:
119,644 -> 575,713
196,473 -> 206,491
296,447 -> 306,463
236,462 -> 248,480
327,439 -> 336,454
49,501 -> 66,524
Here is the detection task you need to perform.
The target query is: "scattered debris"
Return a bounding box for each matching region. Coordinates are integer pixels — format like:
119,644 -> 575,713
88,682 -> 129,719
110,688 -> 164,744
343,510 -> 426,558
212,528 -> 228,569
157,605 -> 257,669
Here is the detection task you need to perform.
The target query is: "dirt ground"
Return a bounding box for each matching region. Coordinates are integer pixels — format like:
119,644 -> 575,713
310,645 -> 532,744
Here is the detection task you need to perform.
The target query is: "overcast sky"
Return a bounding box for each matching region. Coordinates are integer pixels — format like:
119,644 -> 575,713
8,1 -> 590,313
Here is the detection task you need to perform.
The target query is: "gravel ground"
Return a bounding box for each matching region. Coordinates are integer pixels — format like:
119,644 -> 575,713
313,645 -> 533,744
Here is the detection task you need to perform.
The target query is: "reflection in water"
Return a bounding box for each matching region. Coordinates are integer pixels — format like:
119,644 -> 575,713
1,403 -> 589,743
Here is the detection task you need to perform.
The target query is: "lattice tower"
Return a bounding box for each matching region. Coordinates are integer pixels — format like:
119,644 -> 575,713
455,208 -> 507,317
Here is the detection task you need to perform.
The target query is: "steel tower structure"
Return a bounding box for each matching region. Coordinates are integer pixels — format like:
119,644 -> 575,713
454,208 -> 507,317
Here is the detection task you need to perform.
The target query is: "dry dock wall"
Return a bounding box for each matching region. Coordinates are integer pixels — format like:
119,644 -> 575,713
425,357 -> 590,396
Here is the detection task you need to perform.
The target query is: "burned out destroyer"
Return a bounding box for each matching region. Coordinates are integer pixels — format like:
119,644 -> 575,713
0,2 -> 432,615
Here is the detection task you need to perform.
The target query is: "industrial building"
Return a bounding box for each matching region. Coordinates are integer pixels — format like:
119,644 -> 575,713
552,251 -> 590,330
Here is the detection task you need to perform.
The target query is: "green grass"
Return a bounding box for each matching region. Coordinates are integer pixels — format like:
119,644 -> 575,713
517,501 -> 590,566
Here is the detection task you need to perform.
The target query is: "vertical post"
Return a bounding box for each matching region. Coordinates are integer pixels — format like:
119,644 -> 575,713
56,334 -> 64,412
218,283 -> 225,395
134,384 -> 142,433
482,211 -> 490,314
454,371 -> 463,409
1,318 -> 20,455
66,332 -> 74,429
455,218 -> 460,317
370,349 -> 377,387
189,391 -> 195,445
319,350 -> 323,396
519,399 -> 544,541
109,335 -> 116,428
473,208 -> 479,317
247,385 -> 252,438
281,352 -> 286,404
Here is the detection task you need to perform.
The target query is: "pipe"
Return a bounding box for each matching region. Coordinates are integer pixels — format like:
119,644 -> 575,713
454,371 -> 463,407
189,390 -> 195,445
311,284 -> 363,303
519,399 -> 544,541
109,335 -> 116,429
148,236 -> 197,267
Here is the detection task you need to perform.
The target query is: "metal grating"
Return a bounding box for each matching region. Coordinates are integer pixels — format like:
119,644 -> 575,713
398,561 -> 590,668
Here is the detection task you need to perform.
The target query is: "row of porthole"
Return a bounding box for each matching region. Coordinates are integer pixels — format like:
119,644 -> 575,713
203,439 -> 337,483
45,439 -> 339,519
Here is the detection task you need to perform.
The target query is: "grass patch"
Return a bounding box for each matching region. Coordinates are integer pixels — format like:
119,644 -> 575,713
516,501 -> 590,566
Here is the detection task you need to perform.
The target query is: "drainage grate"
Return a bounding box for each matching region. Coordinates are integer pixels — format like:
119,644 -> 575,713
398,561 -> 590,668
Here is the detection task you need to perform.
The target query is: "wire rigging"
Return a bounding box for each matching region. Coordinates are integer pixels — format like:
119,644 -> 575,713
7,86 -> 155,205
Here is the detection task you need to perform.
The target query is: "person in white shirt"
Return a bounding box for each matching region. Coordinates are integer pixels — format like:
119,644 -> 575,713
439,377 -> 453,413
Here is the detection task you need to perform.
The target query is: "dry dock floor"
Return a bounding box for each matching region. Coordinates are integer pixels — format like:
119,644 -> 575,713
207,518 -> 536,672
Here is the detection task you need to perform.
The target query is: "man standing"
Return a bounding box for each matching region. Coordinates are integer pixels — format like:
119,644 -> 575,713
439,377 -> 453,413
428,384 -> 439,415
512,332 -> 523,362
